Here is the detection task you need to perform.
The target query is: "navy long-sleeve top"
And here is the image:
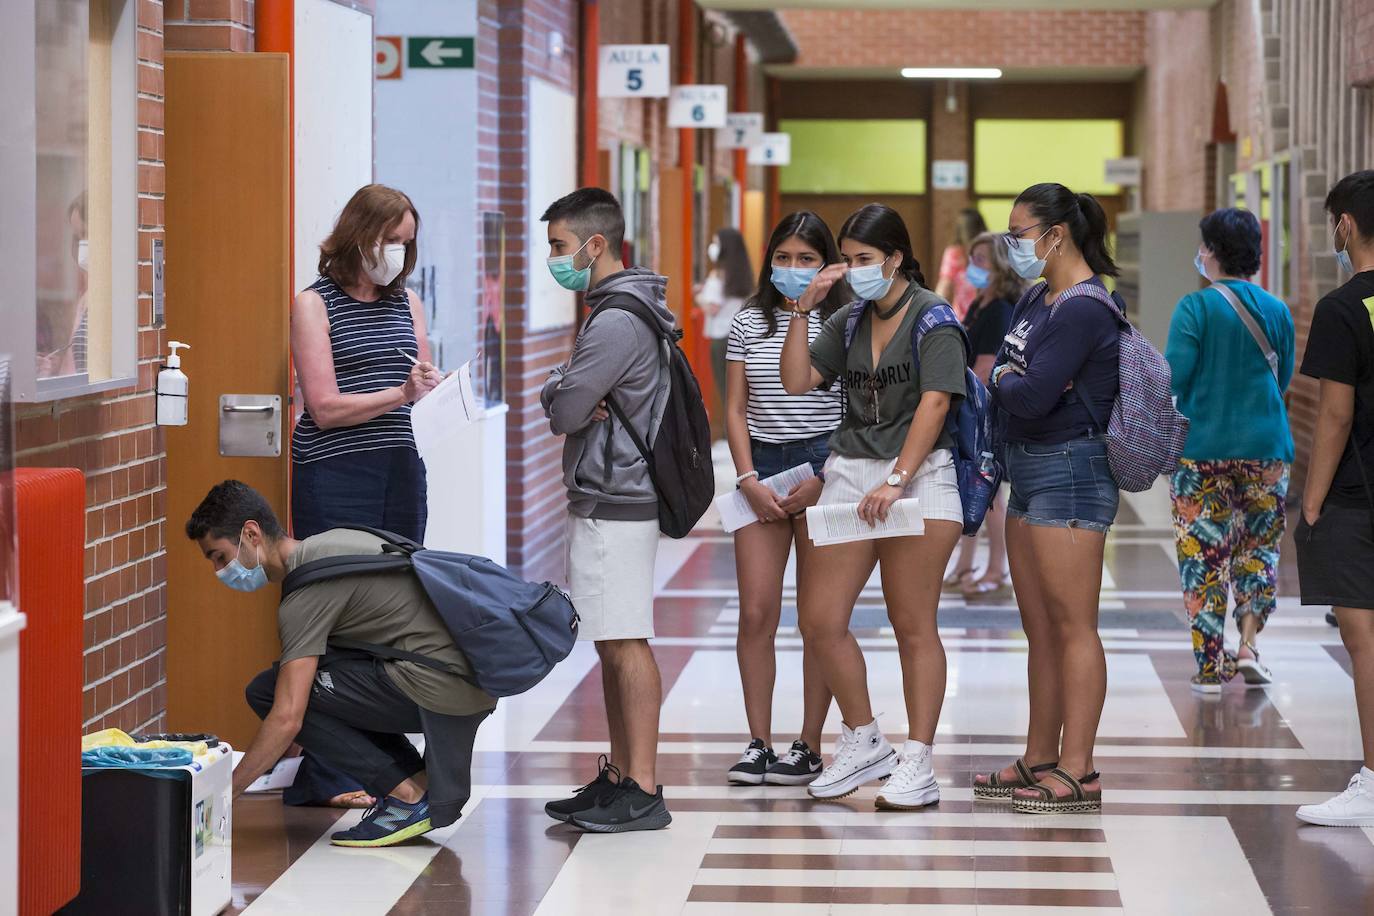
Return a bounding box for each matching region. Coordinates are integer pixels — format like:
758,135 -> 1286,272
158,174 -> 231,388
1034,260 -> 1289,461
994,278 -> 1120,445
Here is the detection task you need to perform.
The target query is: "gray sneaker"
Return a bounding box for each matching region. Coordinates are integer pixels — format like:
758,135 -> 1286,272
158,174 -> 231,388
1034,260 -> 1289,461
570,778 -> 672,833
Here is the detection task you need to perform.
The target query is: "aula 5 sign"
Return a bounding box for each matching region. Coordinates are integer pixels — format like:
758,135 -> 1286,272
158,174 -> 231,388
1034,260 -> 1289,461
598,44 -> 670,98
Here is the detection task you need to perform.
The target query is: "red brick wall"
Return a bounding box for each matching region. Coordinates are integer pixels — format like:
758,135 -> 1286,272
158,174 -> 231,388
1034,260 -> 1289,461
164,0 -> 256,52
780,9 -> 1146,71
1348,0 -> 1374,87
478,0 -> 582,580
1141,9 -> 1212,211
15,0 -> 170,734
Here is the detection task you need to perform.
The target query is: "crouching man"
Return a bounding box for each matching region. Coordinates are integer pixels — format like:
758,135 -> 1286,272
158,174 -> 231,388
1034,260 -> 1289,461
185,480 -> 495,847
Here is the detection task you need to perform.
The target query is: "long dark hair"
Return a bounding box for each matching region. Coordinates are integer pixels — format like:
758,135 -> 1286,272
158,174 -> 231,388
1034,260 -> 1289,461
837,204 -> 928,288
743,211 -> 849,338
1013,182 -> 1119,278
713,227 -> 754,299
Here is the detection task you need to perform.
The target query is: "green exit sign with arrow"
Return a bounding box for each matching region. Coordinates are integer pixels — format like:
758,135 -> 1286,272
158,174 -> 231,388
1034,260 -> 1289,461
408,37 -> 474,69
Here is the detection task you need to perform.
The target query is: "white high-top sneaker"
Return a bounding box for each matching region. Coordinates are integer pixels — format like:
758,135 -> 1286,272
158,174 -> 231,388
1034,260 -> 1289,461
876,739 -> 940,810
1296,768 -> 1374,826
808,719 -> 896,799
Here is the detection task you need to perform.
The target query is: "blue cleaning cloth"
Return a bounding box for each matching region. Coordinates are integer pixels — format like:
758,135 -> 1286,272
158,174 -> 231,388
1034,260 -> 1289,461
82,746 -> 194,769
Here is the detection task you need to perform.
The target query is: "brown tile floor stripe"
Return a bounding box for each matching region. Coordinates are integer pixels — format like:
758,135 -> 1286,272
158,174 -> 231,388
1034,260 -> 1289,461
688,885 -> 1124,906
225,795 -> 346,915
1147,648 -> 1304,748
1324,642 -> 1355,678
698,853 -> 1114,873
535,644 -> 700,742
711,824 -> 1108,843
388,798 -> 576,915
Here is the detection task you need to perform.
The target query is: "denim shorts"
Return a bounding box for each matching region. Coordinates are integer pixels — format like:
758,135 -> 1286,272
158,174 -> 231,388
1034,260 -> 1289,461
751,433 -> 831,480
1005,435 -> 1119,532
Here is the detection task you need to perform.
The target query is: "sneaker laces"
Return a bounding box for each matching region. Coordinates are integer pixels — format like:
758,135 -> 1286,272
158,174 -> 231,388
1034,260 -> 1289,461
776,742 -> 810,766
825,730 -> 860,775
737,744 -> 768,765
575,754 -> 621,794
1332,772 -> 1368,804
885,749 -> 932,792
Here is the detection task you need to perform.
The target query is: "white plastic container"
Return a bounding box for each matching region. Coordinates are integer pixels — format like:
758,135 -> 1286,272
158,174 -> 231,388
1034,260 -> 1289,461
157,341 -> 190,426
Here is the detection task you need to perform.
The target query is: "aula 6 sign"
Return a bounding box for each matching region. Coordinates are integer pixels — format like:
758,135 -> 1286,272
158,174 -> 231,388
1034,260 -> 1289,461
598,44 -> 671,98
668,85 -> 728,128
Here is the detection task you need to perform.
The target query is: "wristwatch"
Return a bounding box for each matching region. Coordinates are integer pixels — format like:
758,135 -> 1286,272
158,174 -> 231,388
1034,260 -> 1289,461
885,468 -> 911,488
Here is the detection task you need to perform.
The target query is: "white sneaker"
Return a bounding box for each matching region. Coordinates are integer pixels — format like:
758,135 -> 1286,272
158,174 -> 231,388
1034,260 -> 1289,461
875,740 -> 940,810
808,720 -> 895,799
1296,769 -> 1374,826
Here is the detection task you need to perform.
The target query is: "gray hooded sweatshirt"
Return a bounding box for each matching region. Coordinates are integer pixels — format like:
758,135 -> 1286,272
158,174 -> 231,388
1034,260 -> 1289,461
540,268 -> 675,520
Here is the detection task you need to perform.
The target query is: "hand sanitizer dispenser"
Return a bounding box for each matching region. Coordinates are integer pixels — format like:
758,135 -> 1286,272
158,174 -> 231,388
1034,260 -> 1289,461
157,341 -> 190,426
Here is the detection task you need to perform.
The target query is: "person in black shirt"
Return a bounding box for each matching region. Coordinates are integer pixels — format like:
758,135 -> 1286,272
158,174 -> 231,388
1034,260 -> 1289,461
1295,170 -> 1374,828
946,231 -> 1022,597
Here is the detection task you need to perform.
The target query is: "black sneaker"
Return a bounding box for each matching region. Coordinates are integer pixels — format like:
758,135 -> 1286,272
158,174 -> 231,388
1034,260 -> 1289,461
545,754 -> 621,823
569,778 -> 672,833
727,738 -> 776,785
764,739 -> 823,785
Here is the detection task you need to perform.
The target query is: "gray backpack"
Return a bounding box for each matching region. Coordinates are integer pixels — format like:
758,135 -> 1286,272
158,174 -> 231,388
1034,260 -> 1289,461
280,527 -> 579,698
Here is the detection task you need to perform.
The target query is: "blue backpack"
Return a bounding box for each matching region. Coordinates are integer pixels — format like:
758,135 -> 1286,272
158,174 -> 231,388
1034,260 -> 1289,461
843,297 -> 1001,537
280,527 -> 579,698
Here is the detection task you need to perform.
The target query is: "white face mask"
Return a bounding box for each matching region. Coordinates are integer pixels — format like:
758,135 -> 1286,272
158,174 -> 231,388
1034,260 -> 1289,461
708,241 -> 721,262
76,239 -> 89,272
364,243 -> 407,286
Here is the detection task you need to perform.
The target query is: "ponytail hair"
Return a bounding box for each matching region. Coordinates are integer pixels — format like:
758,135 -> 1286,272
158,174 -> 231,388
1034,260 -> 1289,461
1013,183 -> 1119,278
837,203 -> 928,288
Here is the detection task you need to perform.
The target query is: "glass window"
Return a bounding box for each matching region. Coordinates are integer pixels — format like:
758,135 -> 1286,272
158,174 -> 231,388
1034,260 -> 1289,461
778,120 -> 928,195
35,0 -> 90,384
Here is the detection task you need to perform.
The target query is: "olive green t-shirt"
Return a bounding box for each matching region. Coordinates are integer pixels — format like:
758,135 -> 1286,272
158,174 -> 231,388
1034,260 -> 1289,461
278,530 -> 496,716
809,287 -> 967,460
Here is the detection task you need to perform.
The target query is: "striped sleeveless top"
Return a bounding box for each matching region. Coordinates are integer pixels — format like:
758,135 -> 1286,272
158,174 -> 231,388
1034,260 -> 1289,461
291,275 -> 418,464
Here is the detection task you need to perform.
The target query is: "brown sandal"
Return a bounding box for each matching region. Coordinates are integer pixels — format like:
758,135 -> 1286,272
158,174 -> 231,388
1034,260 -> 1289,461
973,758 -> 1058,800
1010,767 -> 1101,814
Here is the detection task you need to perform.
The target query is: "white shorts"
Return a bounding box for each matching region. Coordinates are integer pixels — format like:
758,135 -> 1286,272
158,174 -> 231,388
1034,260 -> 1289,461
565,515 -> 659,641
819,449 -> 964,525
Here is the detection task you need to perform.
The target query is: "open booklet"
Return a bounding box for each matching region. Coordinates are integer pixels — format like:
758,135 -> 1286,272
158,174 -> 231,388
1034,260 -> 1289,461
806,498 -> 924,546
714,463 -> 816,534
410,360 -> 480,457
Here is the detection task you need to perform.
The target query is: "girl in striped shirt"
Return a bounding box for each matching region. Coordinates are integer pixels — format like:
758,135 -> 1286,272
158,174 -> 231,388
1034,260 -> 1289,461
723,212 -> 848,787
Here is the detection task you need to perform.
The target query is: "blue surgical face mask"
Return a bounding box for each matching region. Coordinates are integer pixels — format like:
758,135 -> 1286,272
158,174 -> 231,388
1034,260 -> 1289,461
1006,227 -> 1055,280
1335,221 -> 1355,274
965,263 -> 991,290
848,257 -> 896,301
1194,251 -> 1209,280
547,236 -> 595,291
771,265 -> 819,301
216,531 -> 269,593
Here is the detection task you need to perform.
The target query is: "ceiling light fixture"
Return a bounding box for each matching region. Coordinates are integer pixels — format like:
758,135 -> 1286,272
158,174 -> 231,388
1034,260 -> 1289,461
900,67 -> 1003,80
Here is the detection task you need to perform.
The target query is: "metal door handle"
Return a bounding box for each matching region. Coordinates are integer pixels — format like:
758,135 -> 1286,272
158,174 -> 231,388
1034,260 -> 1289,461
221,404 -> 274,413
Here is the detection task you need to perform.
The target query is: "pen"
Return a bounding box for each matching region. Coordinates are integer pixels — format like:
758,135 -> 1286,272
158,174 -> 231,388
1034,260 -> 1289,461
396,348 -> 419,365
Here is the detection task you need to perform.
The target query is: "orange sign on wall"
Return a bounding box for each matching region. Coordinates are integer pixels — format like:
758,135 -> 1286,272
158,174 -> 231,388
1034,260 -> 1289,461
375,36 -> 403,80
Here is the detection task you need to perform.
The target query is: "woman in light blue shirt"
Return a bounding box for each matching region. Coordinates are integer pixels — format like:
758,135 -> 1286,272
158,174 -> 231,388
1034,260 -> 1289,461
1165,208 -> 1295,693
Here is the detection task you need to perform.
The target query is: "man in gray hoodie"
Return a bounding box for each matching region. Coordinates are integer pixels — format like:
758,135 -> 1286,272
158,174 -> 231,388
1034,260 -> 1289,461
538,188 -> 675,833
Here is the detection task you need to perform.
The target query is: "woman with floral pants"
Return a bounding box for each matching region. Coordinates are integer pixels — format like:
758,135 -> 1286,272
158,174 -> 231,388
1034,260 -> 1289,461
1164,208 -> 1295,693
1171,460 -> 1289,684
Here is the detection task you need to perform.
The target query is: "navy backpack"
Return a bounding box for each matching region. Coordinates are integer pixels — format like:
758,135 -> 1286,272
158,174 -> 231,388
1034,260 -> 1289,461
280,527 -> 579,698
843,297 -> 1001,537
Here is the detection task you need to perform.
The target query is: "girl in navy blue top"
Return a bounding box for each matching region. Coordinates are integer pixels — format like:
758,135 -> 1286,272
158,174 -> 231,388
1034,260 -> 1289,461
973,183 -> 1121,815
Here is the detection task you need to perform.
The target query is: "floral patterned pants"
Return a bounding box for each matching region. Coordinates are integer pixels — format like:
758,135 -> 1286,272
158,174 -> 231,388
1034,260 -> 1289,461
1169,459 -> 1290,679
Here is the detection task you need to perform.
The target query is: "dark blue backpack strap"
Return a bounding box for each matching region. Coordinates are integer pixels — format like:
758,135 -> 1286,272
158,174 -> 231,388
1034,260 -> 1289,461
841,300 -> 869,350
281,553 -> 414,599
325,637 -> 478,686
911,301 -> 970,363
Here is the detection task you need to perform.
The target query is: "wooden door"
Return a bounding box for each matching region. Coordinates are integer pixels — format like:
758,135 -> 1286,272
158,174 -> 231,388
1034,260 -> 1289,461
163,53 -> 291,749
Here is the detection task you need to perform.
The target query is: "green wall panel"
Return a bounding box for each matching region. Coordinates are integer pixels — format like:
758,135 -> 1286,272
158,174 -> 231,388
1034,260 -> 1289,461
973,119 -> 1123,196
779,119 -> 927,195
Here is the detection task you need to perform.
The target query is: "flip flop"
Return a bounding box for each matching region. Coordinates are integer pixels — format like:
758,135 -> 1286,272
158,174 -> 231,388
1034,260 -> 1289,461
942,568 -> 977,591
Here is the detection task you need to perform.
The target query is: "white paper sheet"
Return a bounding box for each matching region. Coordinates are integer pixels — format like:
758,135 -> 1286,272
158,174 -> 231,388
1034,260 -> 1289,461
232,751 -> 303,793
714,463 -> 816,533
806,498 -> 924,545
410,361 -> 479,457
